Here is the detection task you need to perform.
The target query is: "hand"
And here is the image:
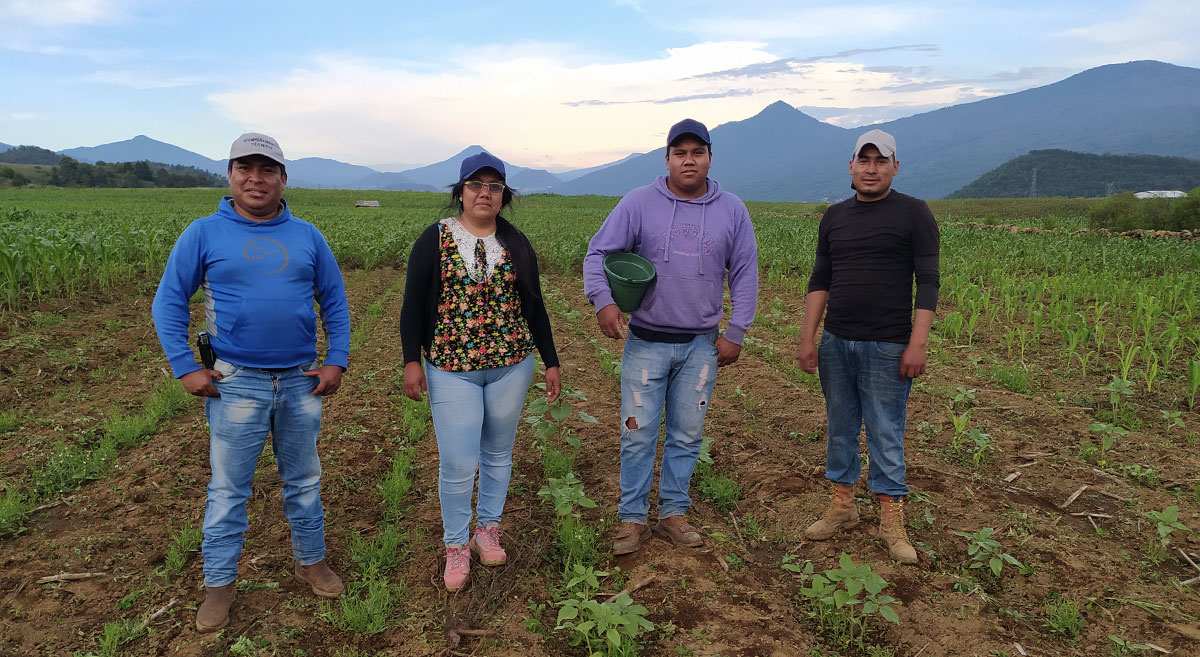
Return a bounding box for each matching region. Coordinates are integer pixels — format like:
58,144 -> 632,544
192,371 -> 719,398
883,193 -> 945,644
544,366 -> 561,403
180,368 -> 222,397
715,336 -> 741,367
899,344 -> 927,379
597,303 -> 626,340
403,361 -> 427,401
797,340 -> 818,374
305,365 -> 344,396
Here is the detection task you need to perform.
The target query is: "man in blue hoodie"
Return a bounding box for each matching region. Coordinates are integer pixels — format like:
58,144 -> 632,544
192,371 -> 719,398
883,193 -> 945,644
584,118 -> 758,555
152,133 -> 351,632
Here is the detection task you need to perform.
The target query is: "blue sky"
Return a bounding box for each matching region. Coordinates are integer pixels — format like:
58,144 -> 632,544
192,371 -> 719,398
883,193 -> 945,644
2,0 -> 1198,172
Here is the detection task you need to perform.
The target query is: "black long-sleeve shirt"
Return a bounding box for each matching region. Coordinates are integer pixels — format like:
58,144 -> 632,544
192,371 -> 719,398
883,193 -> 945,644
807,191 -> 940,343
400,218 -> 559,368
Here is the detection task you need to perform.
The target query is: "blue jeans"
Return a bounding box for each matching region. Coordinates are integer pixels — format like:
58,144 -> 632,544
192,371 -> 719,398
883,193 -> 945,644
618,331 -> 719,523
425,357 -> 534,545
202,359 -> 326,587
817,331 -> 912,497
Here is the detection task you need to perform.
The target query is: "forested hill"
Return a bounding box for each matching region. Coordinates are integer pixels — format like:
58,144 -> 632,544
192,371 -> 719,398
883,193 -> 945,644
948,149 -> 1200,198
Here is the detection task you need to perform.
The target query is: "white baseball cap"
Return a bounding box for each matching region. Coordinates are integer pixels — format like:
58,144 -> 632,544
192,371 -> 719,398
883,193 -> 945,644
229,132 -> 286,166
852,129 -> 896,159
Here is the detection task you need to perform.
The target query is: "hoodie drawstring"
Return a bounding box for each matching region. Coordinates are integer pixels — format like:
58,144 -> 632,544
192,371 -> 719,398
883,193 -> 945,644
698,203 -> 706,276
664,198 -> 678,264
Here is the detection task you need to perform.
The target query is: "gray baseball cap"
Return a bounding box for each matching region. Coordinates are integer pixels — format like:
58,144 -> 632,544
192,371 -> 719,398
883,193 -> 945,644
229,132 -> 286,166
852,129 -> 896,159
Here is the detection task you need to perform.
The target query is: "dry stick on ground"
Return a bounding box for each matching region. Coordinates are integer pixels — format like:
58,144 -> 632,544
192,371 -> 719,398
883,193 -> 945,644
728,511 -> 746,545
1070,512 -> 1113,519
36,572 -> 106,584
1178,549 -> 1200,575
30,495 -> 77,514
1059,485 -> 1088,510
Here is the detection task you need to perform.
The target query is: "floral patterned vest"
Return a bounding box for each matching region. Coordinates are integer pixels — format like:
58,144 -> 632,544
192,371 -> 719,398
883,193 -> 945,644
428,223 -> 534,371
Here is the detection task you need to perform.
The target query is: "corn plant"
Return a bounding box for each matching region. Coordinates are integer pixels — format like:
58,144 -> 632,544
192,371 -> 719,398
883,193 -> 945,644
796,552 -> 901,652
1187,359 -> 1200,409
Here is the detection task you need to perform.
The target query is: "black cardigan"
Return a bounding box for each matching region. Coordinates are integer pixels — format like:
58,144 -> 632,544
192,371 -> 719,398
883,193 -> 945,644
399,218 -> 560,369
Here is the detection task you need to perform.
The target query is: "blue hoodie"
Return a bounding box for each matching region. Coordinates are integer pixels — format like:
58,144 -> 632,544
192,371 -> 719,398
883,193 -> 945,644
152,197 -> 351,378
583,176 -> 758,344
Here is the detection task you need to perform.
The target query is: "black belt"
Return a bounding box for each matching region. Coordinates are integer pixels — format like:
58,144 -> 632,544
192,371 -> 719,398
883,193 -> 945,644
256,366 -> 295,373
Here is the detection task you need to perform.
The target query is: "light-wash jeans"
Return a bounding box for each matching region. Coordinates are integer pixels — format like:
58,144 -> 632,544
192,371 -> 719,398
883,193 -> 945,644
425,356 -> 534,545
202,359 -> 326,587
817,330 -> 913,497
618,331 -> 719,523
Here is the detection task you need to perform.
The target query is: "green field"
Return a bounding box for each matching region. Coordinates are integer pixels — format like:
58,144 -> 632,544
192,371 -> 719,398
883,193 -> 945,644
0,188 -> 1198,656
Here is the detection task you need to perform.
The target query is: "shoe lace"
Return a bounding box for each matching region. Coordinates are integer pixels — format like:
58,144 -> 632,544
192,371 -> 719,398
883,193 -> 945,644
882,500 -> 910,539
447,546 -> 469,570
477,527 -> 502,549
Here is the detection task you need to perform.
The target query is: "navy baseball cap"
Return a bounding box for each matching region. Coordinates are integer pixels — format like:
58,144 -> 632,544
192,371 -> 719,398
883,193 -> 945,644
459,151 -> 506,181
667,118 -> 711,146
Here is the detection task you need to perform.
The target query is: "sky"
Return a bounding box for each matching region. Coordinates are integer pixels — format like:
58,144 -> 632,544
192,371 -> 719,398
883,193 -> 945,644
2,0 -> 1198,173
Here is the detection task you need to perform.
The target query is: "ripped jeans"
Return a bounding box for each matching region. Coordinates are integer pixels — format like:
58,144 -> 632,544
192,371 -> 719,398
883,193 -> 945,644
201,359 -> 327,587
617,330 -> 719,523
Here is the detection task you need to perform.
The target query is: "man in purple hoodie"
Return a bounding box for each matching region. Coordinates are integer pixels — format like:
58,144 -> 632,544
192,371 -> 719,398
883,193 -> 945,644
584,118 -> 758,555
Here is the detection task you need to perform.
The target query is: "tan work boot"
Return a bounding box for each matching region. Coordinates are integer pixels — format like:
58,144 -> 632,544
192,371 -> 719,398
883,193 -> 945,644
878,494 -> 918,564
613,522 -> 652,555
195,583 -> 234,633
804,483 -> 860,540
653,515 -> 703,547
295,560 -> 346,598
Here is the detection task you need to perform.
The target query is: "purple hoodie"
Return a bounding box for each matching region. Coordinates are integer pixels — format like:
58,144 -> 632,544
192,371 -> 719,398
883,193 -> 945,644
583,176 -> 758,344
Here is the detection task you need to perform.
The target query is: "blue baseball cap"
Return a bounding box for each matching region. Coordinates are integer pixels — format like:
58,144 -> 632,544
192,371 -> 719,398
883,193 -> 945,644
459,151 -> 506,181
667,118 -> 711,147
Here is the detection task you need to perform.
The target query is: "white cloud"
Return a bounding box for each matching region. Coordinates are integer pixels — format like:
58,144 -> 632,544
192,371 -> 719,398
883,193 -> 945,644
1060,0 -> 1200,65
207,41 -> 1005,169
0,0 -> 127,28
682,4 -> 937,41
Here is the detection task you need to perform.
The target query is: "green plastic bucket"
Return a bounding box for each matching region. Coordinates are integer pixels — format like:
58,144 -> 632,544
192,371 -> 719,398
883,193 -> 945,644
603,252 -> 656,312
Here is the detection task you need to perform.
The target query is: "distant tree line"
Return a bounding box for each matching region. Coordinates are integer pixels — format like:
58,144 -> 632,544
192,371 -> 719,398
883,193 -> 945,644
47,157 -> 224,188
949,149 -> 1200,199
0,167 -> 30,187
0,145 -> 61,165
1089,188 -> 1200,232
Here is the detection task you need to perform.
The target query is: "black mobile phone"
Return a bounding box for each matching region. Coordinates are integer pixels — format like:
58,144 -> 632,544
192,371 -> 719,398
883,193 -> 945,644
197,332 -> 216,370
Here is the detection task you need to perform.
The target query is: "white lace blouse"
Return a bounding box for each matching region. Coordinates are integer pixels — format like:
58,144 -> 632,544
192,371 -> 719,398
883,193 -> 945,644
440,217 -> 504,282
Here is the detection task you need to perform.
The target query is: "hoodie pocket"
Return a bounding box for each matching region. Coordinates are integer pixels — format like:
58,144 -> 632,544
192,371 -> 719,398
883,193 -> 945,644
228,298 -> 317,353
638,275 -> 717,325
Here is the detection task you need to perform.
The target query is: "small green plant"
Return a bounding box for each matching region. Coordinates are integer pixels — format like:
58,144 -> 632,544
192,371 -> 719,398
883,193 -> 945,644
1109,634 -> 1152,656
553,513 -> 601,569
1187,359 -> 1199,409
1118,463 -> 1158,487
954,527 -> 1024,585
697,469 -> 741,513
1145,505 -> 1193,547
1089,422 -> 1128,463
525,384 -> 592,451
320,567 -> 403,634
0,486 -> 30,537
741,514 -> 766,542
348,525 -> 410,576
0,410 -> 21,433
1099,375 -> 1134,419
229,636 -> 270,656
379,448 -> 414,520
1162,410 -> 1185,433
33,438 -> 118,499
159,522 -> 202,584
989,364 -> 1030,393
797,552 -> 901,652
556,591 -> 654,657
522,600 -> 547,636
1041,593 -> 1085,639
538,472 -> 598,517
950,386 -> 977,410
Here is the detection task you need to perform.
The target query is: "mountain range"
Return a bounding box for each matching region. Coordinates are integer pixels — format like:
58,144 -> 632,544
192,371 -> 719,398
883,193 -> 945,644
11,60 -> 1200,201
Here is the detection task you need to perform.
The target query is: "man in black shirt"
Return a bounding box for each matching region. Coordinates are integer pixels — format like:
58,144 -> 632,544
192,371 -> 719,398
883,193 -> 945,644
797,128 -> 940,564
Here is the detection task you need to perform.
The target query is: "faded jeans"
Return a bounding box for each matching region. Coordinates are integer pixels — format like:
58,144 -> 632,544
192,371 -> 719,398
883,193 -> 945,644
425,356 -> 534,546
202,359 -> 326,587
817,331 -> 912,497
618,331 -> 719,523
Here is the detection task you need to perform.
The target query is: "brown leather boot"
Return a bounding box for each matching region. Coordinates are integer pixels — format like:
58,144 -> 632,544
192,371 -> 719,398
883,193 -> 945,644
613,522 -> 652,555
653,515 -> 703,547
878,494 -> 918,564
804,483 -> 859,540
195,583 -> 234,633
295,560 -> 345,598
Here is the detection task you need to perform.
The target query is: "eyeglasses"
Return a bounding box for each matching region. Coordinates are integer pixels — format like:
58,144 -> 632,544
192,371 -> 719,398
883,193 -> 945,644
464,180 -> 506,193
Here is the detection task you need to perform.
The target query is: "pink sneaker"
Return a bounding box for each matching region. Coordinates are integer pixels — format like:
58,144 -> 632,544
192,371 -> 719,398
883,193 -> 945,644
444,544 -> 470,591
470,526 -> 507,566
